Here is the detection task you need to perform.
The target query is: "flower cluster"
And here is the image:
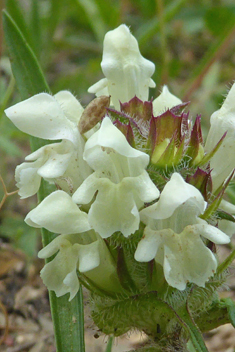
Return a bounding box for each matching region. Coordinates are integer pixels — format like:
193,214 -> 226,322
5,24 -> 235,302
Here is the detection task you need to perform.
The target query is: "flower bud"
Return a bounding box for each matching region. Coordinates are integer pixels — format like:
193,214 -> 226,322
78,95 -> 110,134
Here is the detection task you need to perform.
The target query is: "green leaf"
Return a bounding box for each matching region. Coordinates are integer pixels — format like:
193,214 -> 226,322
2,10 -> 50,99
220,298 -> 235,327
5,0 -> 34,50
30,0 -> 41,58
216,209 -> 235,222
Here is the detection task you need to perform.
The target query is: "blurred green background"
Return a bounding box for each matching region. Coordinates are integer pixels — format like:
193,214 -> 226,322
1,0 -> 235,258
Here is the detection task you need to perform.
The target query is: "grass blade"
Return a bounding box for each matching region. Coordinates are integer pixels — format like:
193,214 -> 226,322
3,10 -> 49,99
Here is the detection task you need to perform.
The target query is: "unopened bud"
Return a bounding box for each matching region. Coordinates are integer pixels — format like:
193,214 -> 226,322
78,95 -> 110,134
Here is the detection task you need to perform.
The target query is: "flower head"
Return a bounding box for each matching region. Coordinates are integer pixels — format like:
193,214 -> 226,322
5,22 -> 235,318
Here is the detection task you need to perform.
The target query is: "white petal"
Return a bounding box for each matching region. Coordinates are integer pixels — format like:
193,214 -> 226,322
27,141 -> 74,179
152,85 -> 182,116
134,227 -> 162,262
163,245 -> 186,290
191,223 -> 230,244
85,178 -> 140,237
162,228 -> 217,290
75,177 -> 136,238
220,199 -> 235,214
129,171 -> 159,202
38,234 -> 68,259
40,241 -> 80,300
63,268 -> 80,301
78,241 -> 100,272
24,139 -> 90,194
73,172 -> 158,238
84,116 -> 149,171
54,90 -> 84,125
25,190 -> 90,234
88,78 -> 108,95
205,83 -> 235,152
209,138 -> 235,190
141,173 -> 206,220
15,161 -> 42,198
5,93 -> 77,143
219,219 -> 235,238
205,83 -> 235,190
72,173 -> 100,204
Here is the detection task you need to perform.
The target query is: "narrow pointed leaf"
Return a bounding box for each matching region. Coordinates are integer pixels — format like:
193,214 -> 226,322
30,0 -> 41,58
6,0 -> 34,49
2,10 -> 50,99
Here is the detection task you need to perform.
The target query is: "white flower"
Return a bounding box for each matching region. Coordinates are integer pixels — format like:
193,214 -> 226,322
152,85 -> 182,117
72,116 -> 159,238
25,190 -> 91,300
38,233 -> 100,301
205,83 -> 235,190
38,232 -> 123,300
135,173 -> 230,290
88,24 -> 156,109
5,91 -> 92,197
24,190 -> 121,299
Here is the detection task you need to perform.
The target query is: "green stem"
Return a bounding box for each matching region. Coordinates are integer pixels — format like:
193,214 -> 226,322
49,290 -> 85,352
105,335 -> 114,352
